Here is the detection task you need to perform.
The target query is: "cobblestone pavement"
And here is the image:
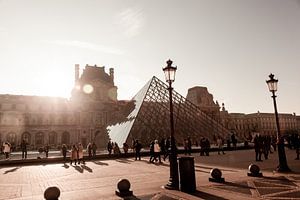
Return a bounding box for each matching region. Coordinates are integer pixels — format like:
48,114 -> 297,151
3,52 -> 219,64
0,148 -> 299,200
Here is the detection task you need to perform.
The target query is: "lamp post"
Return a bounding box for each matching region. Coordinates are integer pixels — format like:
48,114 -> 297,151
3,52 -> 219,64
163,59 -> 179,190
266,73 -> 291,172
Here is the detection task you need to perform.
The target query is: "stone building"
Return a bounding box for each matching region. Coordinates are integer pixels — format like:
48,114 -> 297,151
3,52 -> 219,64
186,86 -> 299,140
0,64 -> 122,150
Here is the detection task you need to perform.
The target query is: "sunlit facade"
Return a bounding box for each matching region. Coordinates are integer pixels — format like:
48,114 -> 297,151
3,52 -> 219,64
0,64 -> 123,150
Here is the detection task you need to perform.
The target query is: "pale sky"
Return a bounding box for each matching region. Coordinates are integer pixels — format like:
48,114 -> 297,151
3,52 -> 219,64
0,0 -> 299,114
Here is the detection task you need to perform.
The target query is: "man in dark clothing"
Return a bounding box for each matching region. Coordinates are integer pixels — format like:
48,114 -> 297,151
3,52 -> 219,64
44,144 -> 49,158
134,140 -> 142,161
107,140 -> 113,155
20,139 -> 28,159
231,133 -> 237,150
254,135 -> 263,161
164,138 -> 170,161
92,142 -> 97,157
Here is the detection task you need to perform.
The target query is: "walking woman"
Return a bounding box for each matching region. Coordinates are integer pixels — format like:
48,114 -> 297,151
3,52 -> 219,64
70,144 -> 78,165
77,143 -> 85,164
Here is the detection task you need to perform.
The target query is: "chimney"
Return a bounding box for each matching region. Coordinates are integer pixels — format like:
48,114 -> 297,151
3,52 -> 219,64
75,64 -> 80,83
109,68 -> 114,84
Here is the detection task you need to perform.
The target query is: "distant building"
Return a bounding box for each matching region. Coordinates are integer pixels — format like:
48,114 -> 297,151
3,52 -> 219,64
0,64 -> 125,150
186,86 -> 299,141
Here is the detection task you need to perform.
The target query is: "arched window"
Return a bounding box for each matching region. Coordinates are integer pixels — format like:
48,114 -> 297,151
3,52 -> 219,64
6,132 -> 16,144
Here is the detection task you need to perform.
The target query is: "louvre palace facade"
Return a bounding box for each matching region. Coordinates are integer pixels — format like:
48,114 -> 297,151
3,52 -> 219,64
0,64 -> 131,150
0,64 -> 299,150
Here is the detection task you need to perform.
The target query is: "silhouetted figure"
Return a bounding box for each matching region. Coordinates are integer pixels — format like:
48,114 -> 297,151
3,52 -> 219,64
92,142 -> 97,157
149,141 -> 155,163
226,138 -> 231,150
164,137 -> 170,161
134,140 -> 142,161
20,139 -> 28,159
87,142 -> 92,158
231,133 -> 237,150
217,136 -> 225,155
159,138 -> 166,159
254,135 -> 263,161
44,144 -> 49,158
263,135 -> 271,160
61,144 -> 67,161
200,137 -> 205,156
123,142 -> 129,155
107,140 -> 113,155
113,142 -> 121,155
204,138 -> 210,156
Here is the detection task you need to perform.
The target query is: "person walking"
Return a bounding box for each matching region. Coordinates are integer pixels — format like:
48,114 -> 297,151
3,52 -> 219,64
164,137 -> 170,161
87,142 -> 92,158
107,140 -> 113,155
92,142 -> 97,157
61,144 -> 68,162
113,142 -> 121,155
254,134 -> 263,161
77,143 -> 85,164
70,144 -> 78,165
20,139 -> 28,159
149,141 -> 155,163
217,136 -> 225,155
231,133 -> 237,150
123,142 -> 129,155
153,140 -> 162,163
3,142 -> 11,160
44,144 -> 49,158
134,139 -> 142,161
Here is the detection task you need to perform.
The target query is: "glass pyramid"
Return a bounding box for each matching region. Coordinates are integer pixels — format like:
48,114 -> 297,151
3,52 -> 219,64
107,76 -> 230,146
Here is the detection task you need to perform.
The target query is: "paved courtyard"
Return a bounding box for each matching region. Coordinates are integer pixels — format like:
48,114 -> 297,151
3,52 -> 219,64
0,148 -> 299,200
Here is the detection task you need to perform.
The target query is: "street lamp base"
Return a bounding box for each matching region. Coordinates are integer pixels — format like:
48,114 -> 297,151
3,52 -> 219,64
276,165 -> 291,173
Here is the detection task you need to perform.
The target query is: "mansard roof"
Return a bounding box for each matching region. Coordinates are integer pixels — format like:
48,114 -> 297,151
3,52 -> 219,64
79,65 -> 113,85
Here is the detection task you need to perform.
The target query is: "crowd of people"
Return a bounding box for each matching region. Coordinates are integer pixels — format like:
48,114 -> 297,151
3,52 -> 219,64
1,132 -> 300,162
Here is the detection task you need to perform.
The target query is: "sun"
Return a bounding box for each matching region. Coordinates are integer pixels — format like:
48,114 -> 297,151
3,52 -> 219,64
32,70 -> 73,98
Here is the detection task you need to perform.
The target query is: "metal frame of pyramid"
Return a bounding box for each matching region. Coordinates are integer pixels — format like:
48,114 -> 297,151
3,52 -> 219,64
107,76 -> 230,146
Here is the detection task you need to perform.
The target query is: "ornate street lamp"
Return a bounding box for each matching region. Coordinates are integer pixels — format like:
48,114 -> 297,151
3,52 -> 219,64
266,73 -> 291,172
163,59 -> 179,190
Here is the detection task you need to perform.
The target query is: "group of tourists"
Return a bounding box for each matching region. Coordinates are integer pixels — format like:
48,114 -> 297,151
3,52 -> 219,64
69,143 -> 85,165
150,138 -> 171,163
106,140 -> 122,155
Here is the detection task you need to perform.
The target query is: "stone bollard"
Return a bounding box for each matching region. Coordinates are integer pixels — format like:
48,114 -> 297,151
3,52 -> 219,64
44,186 -> 60,200
209,168 -> 225,183
247,164 -> 263,177
115,179 -> 133,197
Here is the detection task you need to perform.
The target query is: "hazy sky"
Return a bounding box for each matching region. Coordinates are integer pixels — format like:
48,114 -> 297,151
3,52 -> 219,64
0,0 -> 299,114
